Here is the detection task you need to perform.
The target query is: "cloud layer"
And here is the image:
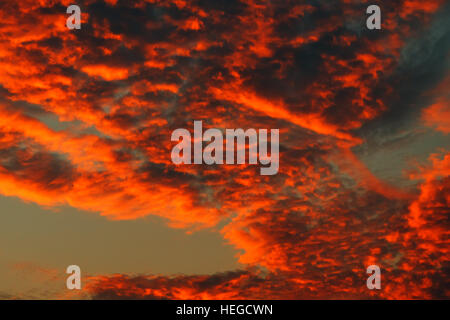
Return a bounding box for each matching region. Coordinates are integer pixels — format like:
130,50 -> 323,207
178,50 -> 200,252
0,0 -> 448,299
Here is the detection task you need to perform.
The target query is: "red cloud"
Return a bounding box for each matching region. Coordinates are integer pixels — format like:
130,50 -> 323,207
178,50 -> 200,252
0,0 -> 448,299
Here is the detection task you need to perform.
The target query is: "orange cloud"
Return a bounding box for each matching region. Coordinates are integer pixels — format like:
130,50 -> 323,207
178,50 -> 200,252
0,0 -> 448,300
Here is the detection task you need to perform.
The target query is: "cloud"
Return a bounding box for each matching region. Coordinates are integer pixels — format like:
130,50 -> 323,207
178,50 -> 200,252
423,101 -> 450,134
0,0 -> 448,299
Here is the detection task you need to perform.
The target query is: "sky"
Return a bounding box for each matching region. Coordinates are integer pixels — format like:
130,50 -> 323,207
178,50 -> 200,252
0,0 -> 448,299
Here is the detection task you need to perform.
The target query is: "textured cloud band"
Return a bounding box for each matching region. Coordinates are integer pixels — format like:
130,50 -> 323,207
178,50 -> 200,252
0,0 -> 448,299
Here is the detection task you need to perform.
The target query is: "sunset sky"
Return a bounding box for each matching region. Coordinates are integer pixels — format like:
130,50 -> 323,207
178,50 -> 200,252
0,0 -> 448,299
